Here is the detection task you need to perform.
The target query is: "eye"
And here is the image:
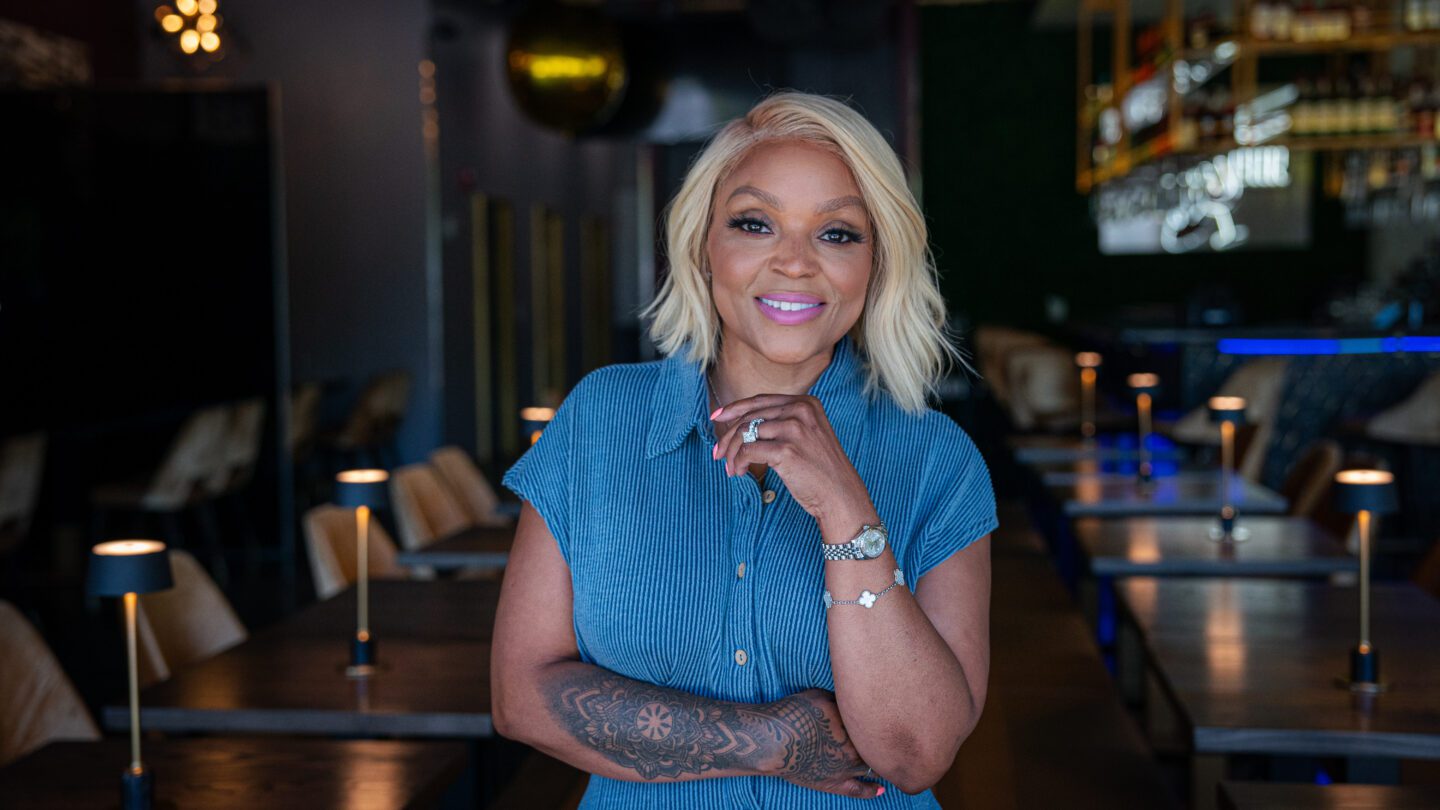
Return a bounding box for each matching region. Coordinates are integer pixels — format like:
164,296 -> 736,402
821,227 -> 865,245
726,215 -> 771,235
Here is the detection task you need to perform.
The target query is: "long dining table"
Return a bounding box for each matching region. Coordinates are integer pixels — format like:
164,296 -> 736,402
395,525 -> 514,572
1050,470 -> 1289,518
0,738 -> 469,810
1115,578 -> 1440,809
102,580 -> 500,738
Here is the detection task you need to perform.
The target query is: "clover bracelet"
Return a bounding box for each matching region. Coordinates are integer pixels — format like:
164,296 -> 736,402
823,568 -> 906,610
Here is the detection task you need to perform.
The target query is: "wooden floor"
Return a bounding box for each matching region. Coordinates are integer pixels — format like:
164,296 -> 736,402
490,500 -> 1178,809
932,501 -> 1176,808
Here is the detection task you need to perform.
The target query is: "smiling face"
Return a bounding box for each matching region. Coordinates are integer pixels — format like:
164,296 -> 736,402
705,139 -> 874,370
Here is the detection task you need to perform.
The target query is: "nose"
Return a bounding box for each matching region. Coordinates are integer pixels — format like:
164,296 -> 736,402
769,230 -> 820,278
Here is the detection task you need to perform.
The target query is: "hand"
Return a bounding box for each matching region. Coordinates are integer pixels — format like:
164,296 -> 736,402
711,394 -> 875,532
763,689 -> 883,800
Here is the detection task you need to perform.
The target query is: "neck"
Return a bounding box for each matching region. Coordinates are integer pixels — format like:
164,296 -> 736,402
708,334 -> 837,407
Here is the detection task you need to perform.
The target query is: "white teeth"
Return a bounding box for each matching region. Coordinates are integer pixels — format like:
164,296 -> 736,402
759,297 -> 820,312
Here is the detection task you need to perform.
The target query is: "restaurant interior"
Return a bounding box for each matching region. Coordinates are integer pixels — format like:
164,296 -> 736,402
1,0 -> 1439,807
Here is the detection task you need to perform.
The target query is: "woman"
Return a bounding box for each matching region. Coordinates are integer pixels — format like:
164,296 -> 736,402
492,91 -> 997,809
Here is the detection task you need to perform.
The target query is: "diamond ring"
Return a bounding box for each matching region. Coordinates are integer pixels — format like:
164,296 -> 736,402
742,417 -> 765,444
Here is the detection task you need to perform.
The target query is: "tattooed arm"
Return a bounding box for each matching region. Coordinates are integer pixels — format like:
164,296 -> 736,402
492,503 -> 880,799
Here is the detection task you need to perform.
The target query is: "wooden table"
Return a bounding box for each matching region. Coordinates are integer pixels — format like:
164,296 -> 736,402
0,738 -> 467,809
1051,471 -> 1288,517
1219,781 -> 1440,809
1010,433 -> 1185,464
103,581 -> 500,738
1117,579 -> 1440,807
396,525 -> 513,571
1073,516 -> 1356,578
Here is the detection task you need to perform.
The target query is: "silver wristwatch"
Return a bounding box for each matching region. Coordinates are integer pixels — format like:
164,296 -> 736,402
821,523 -> 888,561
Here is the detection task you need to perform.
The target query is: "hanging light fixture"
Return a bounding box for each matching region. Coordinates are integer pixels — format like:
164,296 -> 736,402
154,0 -> 225,63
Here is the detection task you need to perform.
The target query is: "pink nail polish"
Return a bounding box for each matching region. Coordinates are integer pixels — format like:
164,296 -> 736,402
710,407 -> 723,419
711,443 -> 718,459
876,786 -> 885,797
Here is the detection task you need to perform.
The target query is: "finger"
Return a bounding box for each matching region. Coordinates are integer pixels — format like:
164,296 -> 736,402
725,412 -> 806,475
712,393 -> 810,423
835,779 -> 882,800
721,417 -> 799,476
713,408 -> 794,473
728,432 -> 794,476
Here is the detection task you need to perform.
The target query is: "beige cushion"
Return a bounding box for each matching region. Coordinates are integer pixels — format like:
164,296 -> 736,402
202,398 -> 267,495
134,550 -> 248,687
974,326 -> 1051,406
0,601 -> 99,766
430,446 -> 510,528
304,504 -> 405,600
0,433 -> 46,555
390,463 -> 473,551
1005,346 -> 1079,431
1367,372 -> 1440,445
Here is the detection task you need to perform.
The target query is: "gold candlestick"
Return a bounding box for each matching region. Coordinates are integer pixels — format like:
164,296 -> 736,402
1076,352 -> 1102,442
1128,373 -> 1159,484
337,469 -> 389,678
1332,469 -> 1398,694
87,539 -> 174,810
1207,396 -> 1249,542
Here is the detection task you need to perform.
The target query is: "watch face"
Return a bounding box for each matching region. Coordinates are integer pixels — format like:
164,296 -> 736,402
858,528 -> 886,558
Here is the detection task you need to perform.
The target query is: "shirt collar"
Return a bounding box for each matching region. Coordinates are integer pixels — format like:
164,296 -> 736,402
644,334 -> 869,460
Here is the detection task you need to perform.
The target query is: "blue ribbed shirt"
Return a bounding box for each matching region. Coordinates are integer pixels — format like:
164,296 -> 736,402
501,334 -> 998,809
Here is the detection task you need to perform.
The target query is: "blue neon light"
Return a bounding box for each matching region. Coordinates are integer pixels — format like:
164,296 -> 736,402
1218,337 -> 1440,356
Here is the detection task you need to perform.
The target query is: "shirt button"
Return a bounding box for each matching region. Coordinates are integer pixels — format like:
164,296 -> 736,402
762,489 -> 777,504
737,562 -> 746,579
734,649 -> 748,666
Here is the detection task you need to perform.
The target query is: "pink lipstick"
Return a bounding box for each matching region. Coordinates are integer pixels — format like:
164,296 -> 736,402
755,293 -> 826,325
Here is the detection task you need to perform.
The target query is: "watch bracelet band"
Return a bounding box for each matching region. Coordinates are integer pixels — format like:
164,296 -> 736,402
820,522 -> 887,561
823,568 -> 906,610
821,542 -> 863,561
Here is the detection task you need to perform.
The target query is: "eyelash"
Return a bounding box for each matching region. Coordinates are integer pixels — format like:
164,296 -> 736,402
725,215 -> 865,245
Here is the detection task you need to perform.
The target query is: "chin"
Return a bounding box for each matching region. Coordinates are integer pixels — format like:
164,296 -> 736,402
749,328 -> 837,366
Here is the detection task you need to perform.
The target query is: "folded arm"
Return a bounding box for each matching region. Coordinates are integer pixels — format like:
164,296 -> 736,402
491,503 -> 880,798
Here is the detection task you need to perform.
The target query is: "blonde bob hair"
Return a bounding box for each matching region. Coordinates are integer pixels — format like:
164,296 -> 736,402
641,90 -> 960,415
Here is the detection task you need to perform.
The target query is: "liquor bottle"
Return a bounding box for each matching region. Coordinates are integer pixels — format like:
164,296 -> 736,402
1405,0 -> 1425,31
1335,75 -> 1357,134
1416,81 -> 1437,138
1292,75 -> 1315,136
1367,150 -> 1389,191
1252,0 -> 1275,39
1273,0 -> 1295,39
1293,1 -> 1315,40
1357,75 -> 1379,134
1376,76 -> 1400,134
1351,0 -> 1371,33
1314,75 -> 1336,135
1404,80 -> 1424,133
1188,13 -> 1214,49
1335,0 -> 1353,39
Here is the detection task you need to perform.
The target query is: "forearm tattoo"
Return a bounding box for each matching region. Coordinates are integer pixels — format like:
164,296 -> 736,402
545,669 -> 854,782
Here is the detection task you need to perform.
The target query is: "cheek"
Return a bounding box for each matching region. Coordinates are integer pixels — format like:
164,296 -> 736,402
833,248 -> 873,305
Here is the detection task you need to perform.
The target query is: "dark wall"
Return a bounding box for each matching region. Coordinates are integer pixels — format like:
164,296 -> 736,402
139,0 -> 440,463
919,4 -> 1369,329
0,90 -> 276,432
0,0 -> 140,80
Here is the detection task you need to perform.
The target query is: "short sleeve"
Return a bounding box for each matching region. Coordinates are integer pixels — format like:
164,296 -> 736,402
913,426 -> 998,581
500,386 -> 581,564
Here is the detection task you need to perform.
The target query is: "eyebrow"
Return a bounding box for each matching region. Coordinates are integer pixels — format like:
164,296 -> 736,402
726,185 -> 867,217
